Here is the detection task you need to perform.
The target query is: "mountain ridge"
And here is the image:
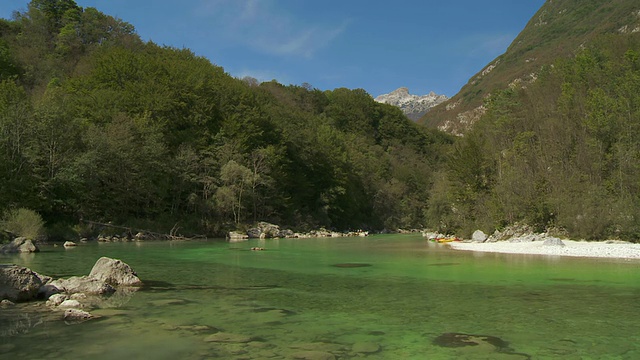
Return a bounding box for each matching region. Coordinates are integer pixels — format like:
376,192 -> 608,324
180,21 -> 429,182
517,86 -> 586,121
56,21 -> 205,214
374,87 -> 448,121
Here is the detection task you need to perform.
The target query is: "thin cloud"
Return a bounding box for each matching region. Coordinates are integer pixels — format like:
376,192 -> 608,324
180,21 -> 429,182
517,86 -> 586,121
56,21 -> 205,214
462,33 -> 516,58
194,0 -> 348,58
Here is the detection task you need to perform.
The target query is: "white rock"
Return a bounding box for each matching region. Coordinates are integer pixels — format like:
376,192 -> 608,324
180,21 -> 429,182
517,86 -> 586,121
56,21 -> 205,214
471,230 -> 488,243
59,299 -> 82,309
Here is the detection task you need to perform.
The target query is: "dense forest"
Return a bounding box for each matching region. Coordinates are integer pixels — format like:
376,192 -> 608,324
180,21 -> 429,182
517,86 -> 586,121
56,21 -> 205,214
0,0 -> 452,239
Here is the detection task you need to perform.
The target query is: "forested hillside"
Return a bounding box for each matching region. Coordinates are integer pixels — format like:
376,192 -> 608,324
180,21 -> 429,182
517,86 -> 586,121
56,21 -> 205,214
421,0 -> 640,135
0,1 -> 452,239
430,33 -> 640,240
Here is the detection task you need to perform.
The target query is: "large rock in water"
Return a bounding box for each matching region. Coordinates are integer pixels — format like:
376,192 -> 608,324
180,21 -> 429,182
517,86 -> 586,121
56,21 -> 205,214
88,257 -> 142,287
0,237 -> 39,254
48,276 -> 115,296
0,264 -> 45,302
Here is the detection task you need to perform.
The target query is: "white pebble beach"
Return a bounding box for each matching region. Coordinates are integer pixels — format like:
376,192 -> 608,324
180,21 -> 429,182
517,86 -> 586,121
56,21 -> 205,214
448,239 -> 640,260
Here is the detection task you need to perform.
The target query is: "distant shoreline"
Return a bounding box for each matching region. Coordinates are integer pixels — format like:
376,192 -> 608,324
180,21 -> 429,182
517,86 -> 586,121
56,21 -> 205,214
447,240 -> 640,260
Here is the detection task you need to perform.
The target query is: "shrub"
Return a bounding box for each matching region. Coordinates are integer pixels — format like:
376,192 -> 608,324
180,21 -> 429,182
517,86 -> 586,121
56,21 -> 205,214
1,208 -> 45,240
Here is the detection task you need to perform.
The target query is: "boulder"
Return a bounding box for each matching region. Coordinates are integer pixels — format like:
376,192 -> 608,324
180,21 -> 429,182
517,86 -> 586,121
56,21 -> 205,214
46,293 -> 69,307
258,222 -> 281,238
471,230 -> 488,243
88,257 -> 142,287
278,229 -> 295,238
543,237 -> 565,247
247,222 -> 283,239
0,237 -> 39,254
0,299 -> 15,307
0,264 -> 45,302
228,231 -> 248,242
246,227 -> 262,239
63,241 -> 77,247
48,276 -> 115,295
58,299 -> 82,309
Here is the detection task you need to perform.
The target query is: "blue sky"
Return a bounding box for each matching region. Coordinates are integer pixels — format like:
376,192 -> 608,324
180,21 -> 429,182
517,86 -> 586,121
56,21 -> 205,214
1,0 -> 546,97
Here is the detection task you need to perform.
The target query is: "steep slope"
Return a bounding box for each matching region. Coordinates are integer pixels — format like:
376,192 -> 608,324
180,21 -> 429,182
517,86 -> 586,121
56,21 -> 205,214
374,87 -> 448,121
420,0 -> 640,135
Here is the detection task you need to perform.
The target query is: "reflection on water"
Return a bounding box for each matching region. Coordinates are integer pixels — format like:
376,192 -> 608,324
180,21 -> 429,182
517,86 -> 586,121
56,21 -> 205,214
1,235 -> 640,359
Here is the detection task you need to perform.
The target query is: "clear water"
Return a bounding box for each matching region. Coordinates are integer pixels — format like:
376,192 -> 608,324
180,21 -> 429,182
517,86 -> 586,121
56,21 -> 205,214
1,234 -> 639,359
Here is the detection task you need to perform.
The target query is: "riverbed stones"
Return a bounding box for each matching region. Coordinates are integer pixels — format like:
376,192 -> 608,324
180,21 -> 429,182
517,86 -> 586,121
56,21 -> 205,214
352,342 -> 380,354
63,241 -> 77,247
290,350 -> 336,360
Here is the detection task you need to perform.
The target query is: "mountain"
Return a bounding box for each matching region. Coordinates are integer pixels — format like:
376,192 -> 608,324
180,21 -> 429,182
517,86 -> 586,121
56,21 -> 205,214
420,0 -> 640,135
374,87 -> 448,121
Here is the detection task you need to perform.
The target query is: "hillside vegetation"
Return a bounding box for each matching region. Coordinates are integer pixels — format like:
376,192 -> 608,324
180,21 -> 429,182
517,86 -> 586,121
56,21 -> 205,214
0,0 -> 452,238
421,0 -> 640,135
430,33 -> 640,240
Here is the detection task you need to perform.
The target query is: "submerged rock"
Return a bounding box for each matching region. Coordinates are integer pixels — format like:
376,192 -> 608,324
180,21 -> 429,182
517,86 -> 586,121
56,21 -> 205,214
63,308 -> 95,323
433,332 -> 510,349
290,350 -> 336,360
204,332 -> 253,343
352,342 -> 380,354
433,333 -> 531,359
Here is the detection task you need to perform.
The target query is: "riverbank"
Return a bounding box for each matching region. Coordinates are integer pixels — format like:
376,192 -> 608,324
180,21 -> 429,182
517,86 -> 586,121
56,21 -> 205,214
448,239 -> 640,260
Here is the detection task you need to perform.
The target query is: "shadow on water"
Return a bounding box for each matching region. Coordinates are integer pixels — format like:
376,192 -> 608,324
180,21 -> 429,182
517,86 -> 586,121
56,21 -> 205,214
141,279 -> 279,292
331,263 -> 372,268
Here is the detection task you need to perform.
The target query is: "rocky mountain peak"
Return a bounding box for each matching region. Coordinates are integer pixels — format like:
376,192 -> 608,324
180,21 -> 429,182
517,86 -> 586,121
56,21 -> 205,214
374,87 -> 448,121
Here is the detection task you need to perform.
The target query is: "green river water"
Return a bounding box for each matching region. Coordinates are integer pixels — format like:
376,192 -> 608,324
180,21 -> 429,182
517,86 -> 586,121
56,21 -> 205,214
1,234 -> 639,359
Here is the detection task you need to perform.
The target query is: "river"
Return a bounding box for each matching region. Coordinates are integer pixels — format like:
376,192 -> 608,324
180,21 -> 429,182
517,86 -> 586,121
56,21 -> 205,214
1,234 -> 639,359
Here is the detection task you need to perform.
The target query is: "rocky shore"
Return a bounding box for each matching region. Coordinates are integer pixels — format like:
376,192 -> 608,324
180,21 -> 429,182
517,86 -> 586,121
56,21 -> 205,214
228,222 -> 369,242
448,239 -> 640,259
0,257 -> 142,323
434,225 -> 640,260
